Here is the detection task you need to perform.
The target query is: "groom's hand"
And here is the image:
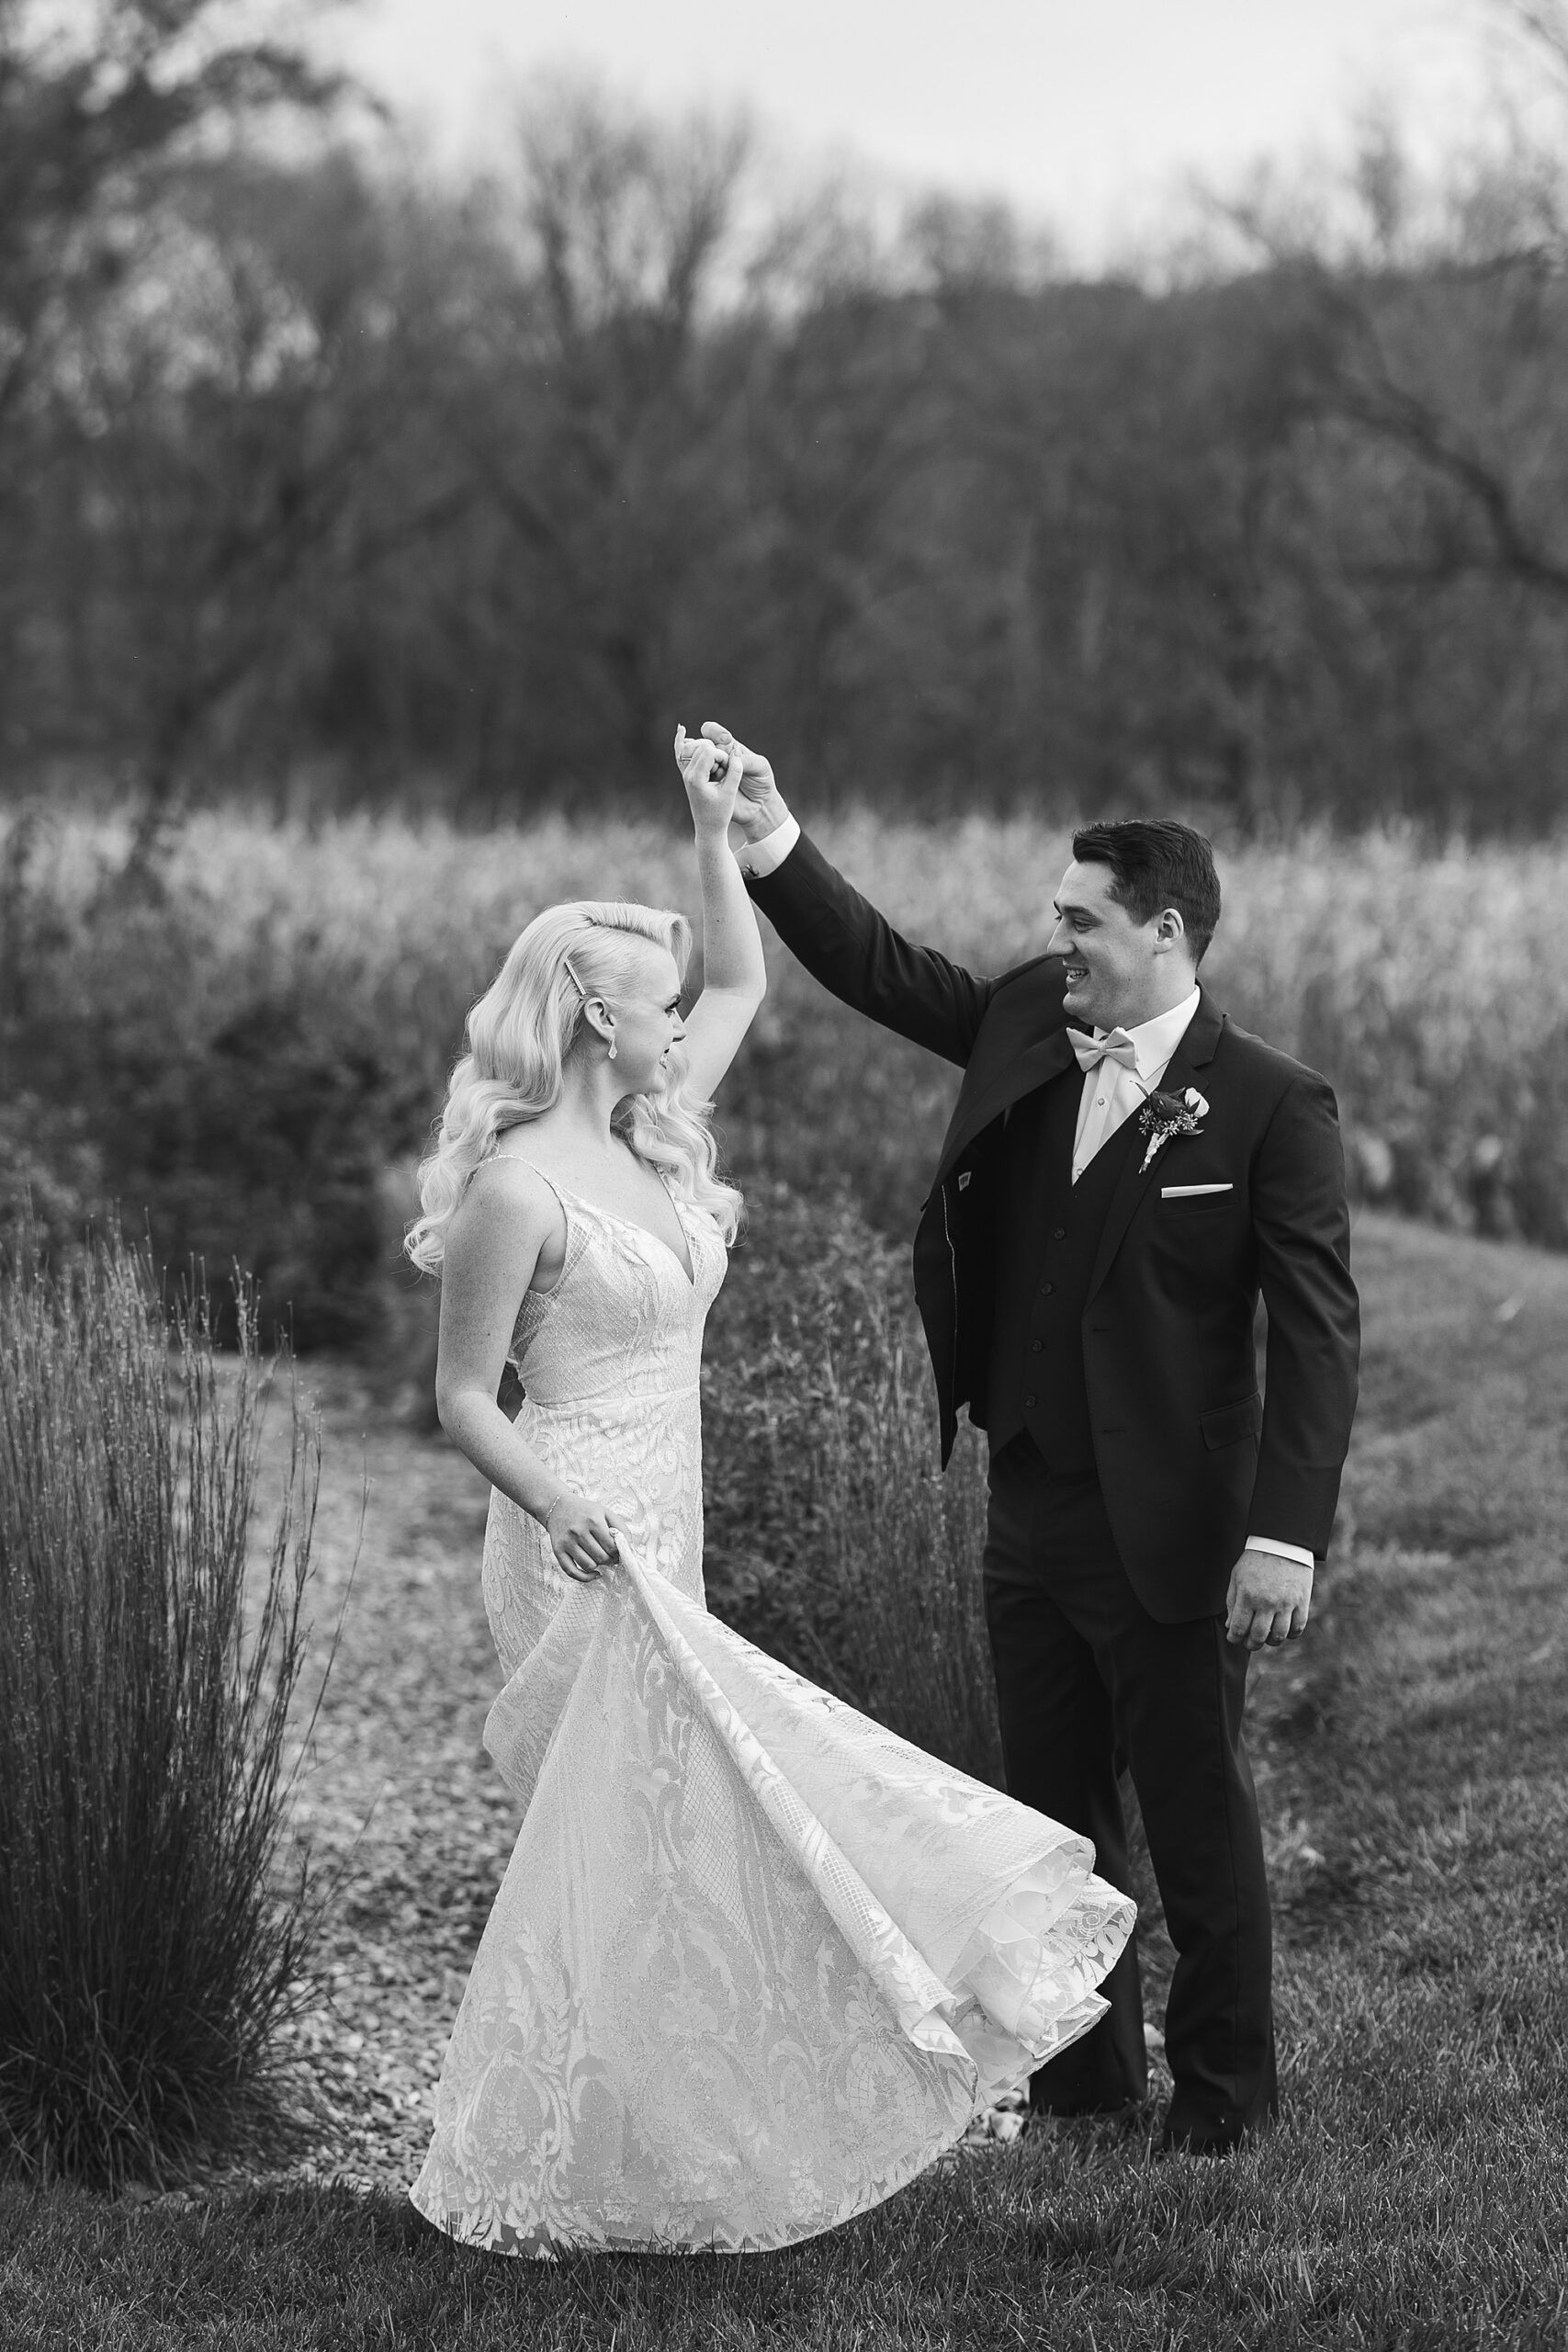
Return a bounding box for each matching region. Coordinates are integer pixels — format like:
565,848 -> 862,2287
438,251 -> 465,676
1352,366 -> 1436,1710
1225,1548 -> 1313,1649
674,724 -> 743,837
700,721 -> 789,848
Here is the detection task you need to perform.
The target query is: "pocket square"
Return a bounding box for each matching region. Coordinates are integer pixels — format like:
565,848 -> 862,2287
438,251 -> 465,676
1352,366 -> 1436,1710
1161,1182 -> 1233,1197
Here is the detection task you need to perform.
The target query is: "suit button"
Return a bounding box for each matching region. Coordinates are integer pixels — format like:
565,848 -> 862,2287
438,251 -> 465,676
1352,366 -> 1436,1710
1024,1393 -> 1037,1408
1040,1283 -> 1054,1295
1053,1227 -> 1066,1239
1031,1340 -> 1043,1353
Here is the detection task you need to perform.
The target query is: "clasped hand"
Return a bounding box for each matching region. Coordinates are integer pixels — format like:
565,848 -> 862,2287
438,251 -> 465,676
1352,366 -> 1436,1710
673,724 -> 745,835
674,721 -> 778,846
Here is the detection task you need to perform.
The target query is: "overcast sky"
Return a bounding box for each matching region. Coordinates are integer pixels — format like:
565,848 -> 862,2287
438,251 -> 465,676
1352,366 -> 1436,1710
312,0 -> 1531,262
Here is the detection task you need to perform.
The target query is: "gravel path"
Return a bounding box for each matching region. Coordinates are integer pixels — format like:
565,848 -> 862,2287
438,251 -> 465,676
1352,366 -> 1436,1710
265,1366 -> 522,2197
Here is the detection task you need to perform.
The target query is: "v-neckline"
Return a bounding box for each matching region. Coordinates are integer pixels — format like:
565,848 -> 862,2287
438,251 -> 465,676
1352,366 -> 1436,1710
496,1155 -> 696,1290
573,1187 -> 696,1291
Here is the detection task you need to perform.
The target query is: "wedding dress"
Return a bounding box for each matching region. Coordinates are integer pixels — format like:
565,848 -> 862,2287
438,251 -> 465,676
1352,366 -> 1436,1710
409,1167 -> 1134,2256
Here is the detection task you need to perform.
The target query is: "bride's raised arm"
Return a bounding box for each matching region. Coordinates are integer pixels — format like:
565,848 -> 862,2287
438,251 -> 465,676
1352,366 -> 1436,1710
672,725 -> 766,1103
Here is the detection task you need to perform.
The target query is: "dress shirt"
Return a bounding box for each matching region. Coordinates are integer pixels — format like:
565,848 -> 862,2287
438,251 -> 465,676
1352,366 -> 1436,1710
739,811 -> 803,879
739,812 -> 1311,1568
1071,988 -> 1201,1183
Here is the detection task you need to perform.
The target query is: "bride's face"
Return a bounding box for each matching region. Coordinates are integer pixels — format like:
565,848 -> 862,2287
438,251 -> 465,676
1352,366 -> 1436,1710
604,943 -> 686,1096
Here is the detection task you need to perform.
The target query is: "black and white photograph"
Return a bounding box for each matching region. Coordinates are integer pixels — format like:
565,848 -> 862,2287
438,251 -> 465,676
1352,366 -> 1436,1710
2,0 -> 1565,2345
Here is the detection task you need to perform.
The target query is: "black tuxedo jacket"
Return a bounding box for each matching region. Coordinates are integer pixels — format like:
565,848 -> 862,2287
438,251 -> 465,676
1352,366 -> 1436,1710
748,828 -> 1360,1621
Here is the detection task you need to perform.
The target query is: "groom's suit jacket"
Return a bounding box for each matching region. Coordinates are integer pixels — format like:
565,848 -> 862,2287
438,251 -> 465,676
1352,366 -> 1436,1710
747,830 -> 1360,1623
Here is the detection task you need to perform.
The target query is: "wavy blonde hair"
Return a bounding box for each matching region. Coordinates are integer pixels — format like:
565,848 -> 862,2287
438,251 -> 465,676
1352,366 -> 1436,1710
405,900 -> 741,1274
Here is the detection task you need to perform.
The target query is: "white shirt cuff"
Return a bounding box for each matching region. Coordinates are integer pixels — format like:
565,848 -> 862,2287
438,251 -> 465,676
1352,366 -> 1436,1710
1247,1535 -> 1316,1568
739,811 -> 800,879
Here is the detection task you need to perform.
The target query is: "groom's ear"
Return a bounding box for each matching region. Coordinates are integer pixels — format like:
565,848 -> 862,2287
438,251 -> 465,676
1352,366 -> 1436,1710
1153,906 -> 1189,954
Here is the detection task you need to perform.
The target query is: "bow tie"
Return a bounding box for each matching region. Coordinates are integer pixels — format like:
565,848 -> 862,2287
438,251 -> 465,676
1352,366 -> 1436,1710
1067,1026 -> 1140,1074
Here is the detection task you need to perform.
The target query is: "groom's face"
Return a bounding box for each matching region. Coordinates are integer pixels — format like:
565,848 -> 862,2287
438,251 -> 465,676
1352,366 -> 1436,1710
1047,858 -> 1162,1032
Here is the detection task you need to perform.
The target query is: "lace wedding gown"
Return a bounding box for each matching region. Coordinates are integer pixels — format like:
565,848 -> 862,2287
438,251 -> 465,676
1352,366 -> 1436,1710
409,1168 -> 1134,2256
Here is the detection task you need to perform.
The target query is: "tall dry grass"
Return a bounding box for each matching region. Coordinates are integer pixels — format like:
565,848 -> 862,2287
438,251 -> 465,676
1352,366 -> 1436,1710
0,1227 -> 326,2188
14,807 -> 1565,1085
809,1320 -> 1000,1786
689,1182 -> 994,1779
3,807 -> 1564,1318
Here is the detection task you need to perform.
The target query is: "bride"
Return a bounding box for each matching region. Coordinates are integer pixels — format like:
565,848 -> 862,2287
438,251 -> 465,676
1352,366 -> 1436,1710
403,732 -> 1134,2256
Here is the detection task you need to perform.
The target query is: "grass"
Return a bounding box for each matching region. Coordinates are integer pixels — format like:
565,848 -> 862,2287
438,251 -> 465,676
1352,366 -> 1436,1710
808,1314 -> 999,1786
697,1181 -> 998,1759
5,808 -> 1568,1272
0,1230 -> 327,2190
2,1209 -> 1566,2346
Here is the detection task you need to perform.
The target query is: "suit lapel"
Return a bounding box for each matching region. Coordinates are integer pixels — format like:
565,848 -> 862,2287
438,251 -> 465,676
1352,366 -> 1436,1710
935,1026 -> 1077,1187
1086,991 -> 1225,1302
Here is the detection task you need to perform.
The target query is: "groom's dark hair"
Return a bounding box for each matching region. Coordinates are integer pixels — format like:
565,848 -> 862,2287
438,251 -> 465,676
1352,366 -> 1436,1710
1071,819 -> 1222,964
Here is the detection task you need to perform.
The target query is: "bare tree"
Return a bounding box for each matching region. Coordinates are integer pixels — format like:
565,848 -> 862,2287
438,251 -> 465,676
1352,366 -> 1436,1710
0,0 -> 353,813
450,84 -> 752,786
0,0 -> 345,461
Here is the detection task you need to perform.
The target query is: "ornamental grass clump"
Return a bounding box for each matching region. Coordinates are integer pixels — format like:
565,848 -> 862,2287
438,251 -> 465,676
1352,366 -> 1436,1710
812,1313 -> 1002,1790
0,1225 -> 325,2189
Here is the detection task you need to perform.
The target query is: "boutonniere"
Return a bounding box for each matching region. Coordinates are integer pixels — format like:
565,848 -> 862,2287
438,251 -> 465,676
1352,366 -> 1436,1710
1136,1086 -> 1209,1175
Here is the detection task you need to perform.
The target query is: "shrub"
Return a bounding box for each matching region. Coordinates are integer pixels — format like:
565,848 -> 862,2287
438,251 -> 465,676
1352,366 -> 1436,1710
700,1180 -> 918,1669
809,1333 -> 999,1785
0,813 -> 400,1349
701,1181 -> 1000,1781
113,990 -> 394,1352
1513,1022 -> 1568,1251
0,1226 -> 325,2189
0,1095 -> 104,1271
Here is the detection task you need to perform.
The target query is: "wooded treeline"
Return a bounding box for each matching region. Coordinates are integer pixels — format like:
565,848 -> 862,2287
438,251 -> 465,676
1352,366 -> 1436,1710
5,1 -> 1568,830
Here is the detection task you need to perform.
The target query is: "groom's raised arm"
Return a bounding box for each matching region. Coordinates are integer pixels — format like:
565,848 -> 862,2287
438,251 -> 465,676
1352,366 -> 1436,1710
724,758 -> 993,1069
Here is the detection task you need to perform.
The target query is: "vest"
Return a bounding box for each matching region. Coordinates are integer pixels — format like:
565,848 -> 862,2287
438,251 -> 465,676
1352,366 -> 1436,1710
987,1068 -> 1143,1466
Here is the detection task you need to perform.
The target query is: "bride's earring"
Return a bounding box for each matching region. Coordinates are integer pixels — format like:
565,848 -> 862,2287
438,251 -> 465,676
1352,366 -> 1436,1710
607,1038 -> 617,1061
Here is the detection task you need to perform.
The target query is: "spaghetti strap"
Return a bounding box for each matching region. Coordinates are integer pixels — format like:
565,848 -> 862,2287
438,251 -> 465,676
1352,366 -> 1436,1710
489,1151 -> 695,1290
483,1151 -> 576,1302
489,1151 -> 568,1207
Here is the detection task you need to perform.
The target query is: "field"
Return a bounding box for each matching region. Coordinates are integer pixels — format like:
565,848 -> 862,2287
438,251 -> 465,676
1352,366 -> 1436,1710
5,808 -> 1568,1274
3,1209 -> 1567,2350
3,809 -> 1567,2345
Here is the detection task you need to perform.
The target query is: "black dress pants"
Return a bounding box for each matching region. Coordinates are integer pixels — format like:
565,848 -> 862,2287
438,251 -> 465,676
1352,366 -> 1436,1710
981,1435 -> 1278,2148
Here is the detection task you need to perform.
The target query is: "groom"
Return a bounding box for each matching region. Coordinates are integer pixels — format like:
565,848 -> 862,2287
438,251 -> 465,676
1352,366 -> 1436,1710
713,730 -> 1359,2154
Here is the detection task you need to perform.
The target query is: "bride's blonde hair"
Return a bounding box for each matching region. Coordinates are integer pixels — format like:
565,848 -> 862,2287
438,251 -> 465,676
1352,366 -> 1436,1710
405,900 -> 742,1275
